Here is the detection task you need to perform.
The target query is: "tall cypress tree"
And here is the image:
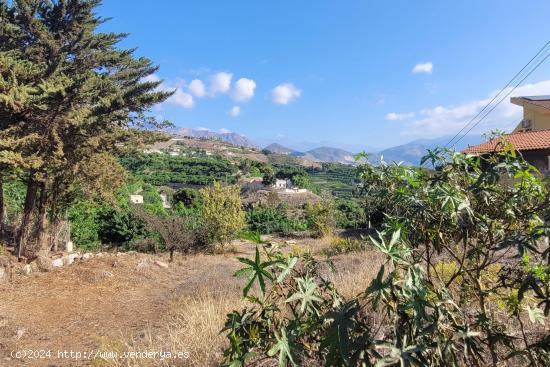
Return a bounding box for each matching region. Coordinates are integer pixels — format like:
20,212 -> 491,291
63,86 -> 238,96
0,0 -> 172,256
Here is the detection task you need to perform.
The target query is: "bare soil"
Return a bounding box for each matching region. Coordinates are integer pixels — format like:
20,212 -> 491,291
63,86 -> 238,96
0,247 -> 251,367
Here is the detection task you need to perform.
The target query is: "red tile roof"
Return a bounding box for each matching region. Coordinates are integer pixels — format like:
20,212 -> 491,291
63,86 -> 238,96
462,130 -> 550,154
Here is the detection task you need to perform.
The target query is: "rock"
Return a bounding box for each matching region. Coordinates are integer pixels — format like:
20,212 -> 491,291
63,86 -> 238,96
95,252 -> 104,257
35,256 -> 53,272
285,240 -> 297,245
65,241 -> 74,253
64,253 -> 80,266
116,252 -> 126,257
82,253 -> 94,260
21,264 -> 32,275
154,260 -> 169,268
51,258 -> 64,268
101,270 -> 113,279
0,267 -> 6,282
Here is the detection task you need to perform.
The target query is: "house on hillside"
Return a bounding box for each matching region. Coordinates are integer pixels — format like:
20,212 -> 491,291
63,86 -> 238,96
463,96 -> 550,173
273,179 -> 293,189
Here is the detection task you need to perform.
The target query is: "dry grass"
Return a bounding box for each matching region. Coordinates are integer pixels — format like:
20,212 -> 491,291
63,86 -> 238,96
94,291 -> 245,367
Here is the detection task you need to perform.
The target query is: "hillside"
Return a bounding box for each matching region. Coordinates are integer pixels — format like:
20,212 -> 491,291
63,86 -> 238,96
263,143 -> 295,154
303,146 -> 356,164
370,135 -> 484,166
172,128 -> 257,148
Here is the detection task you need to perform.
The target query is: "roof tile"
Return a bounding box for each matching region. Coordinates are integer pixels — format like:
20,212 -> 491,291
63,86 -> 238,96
462,130 -> 550,154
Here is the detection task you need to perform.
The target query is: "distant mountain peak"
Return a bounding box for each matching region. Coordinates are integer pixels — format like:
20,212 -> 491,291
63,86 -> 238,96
263,143 -> 295,154
171,127 -> 257,148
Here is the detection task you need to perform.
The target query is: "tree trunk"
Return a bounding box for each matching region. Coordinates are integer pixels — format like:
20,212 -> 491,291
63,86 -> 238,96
0,173 -> 4,237
17,177 -> 38,258
36,182 -> 48,254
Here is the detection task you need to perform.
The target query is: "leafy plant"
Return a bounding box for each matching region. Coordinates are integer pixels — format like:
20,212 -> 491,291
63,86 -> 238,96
222,144 -> 550,366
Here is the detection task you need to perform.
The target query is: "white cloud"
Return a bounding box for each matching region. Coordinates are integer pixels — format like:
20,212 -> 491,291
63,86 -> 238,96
396,79 -> 550,137
142,73 -> 162,83
228,106 -> 241,117
232,78 -> 256,102
210,72 -> 233,95
412,62 -> 433,74
167,89 -> 194,109
219,128 -> 232,133
271,83 -> 301,105
188,79 -> 206,97
385,112 -> 415,121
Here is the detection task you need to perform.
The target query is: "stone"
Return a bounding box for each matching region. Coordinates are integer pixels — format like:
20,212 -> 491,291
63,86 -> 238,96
154,260 -> 169,268
0,267 -> 5,282
64,253 -> 80,266
35,256 -> 53,272
51,258 -> 64,268
65,241 -> 74,253
82,253 -> 94,260
21,264 -> 32,275
101,270 -> 113,279
285,240 -> 297,245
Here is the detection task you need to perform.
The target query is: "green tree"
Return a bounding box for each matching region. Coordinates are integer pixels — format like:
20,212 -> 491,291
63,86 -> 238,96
173,187 -> 201,208
305,201 -> 336,237
199,182 -> 245,246
0,0 -> 171,256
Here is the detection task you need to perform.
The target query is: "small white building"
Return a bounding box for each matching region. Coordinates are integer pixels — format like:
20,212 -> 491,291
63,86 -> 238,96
160,193 -> 172,209
273,179 -> 293,189
130,194 -> 144,204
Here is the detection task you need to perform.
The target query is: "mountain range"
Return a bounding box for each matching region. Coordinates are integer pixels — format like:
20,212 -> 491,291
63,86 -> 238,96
171,127 -> 484,166
172,128 -> 257,148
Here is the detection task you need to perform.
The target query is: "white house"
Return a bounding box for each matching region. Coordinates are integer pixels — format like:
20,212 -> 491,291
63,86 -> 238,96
273,179 -> 293,189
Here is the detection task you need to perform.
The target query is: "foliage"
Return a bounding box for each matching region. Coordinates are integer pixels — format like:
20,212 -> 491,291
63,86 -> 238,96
305,201 -> 336,237
67,200 -> 101,251
96,207 -> 147,247
321,236 -> 364,256
222,146 -> 550,366
334,199 -> 365,229
173,187 -> 202,208
199,182 -> 245,246
135,208 -> 196,259
246,204 -> 308,234
119,152 -> 238,186
262,170 -> 276,186
0,0 -> 170,254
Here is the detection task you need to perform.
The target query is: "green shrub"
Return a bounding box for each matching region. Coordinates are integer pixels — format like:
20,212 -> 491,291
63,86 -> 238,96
221,145 -> 550,366
246,205 -> 307,234
305,201 -> 336,237
321,236 -> 364,256
67,200 -> 101,250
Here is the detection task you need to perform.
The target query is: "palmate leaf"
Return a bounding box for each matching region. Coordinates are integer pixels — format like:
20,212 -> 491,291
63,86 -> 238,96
322,300 -> 360,366
369,230 -> 409,266
526,305 -> 546,325
267,327 -> 299,367
235,245 -> 276,297
366,265 -> 392,310
276,255 -> 298,283
286,276 -> 324,315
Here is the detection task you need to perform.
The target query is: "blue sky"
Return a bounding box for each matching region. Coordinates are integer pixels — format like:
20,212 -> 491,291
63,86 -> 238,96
99,0 -> 550,151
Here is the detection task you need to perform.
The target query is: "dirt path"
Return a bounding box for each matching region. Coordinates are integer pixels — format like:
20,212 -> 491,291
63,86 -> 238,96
0,249 -> 250,367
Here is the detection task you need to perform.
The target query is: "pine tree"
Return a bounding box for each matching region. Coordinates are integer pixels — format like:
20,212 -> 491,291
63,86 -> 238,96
0,0 -> 172,256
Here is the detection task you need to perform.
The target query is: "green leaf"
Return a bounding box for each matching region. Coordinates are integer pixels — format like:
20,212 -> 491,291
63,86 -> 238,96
526,305 -> 545,325
286,276 -> 324,315
234,245 -> 275,298
267,327 -> 299,367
